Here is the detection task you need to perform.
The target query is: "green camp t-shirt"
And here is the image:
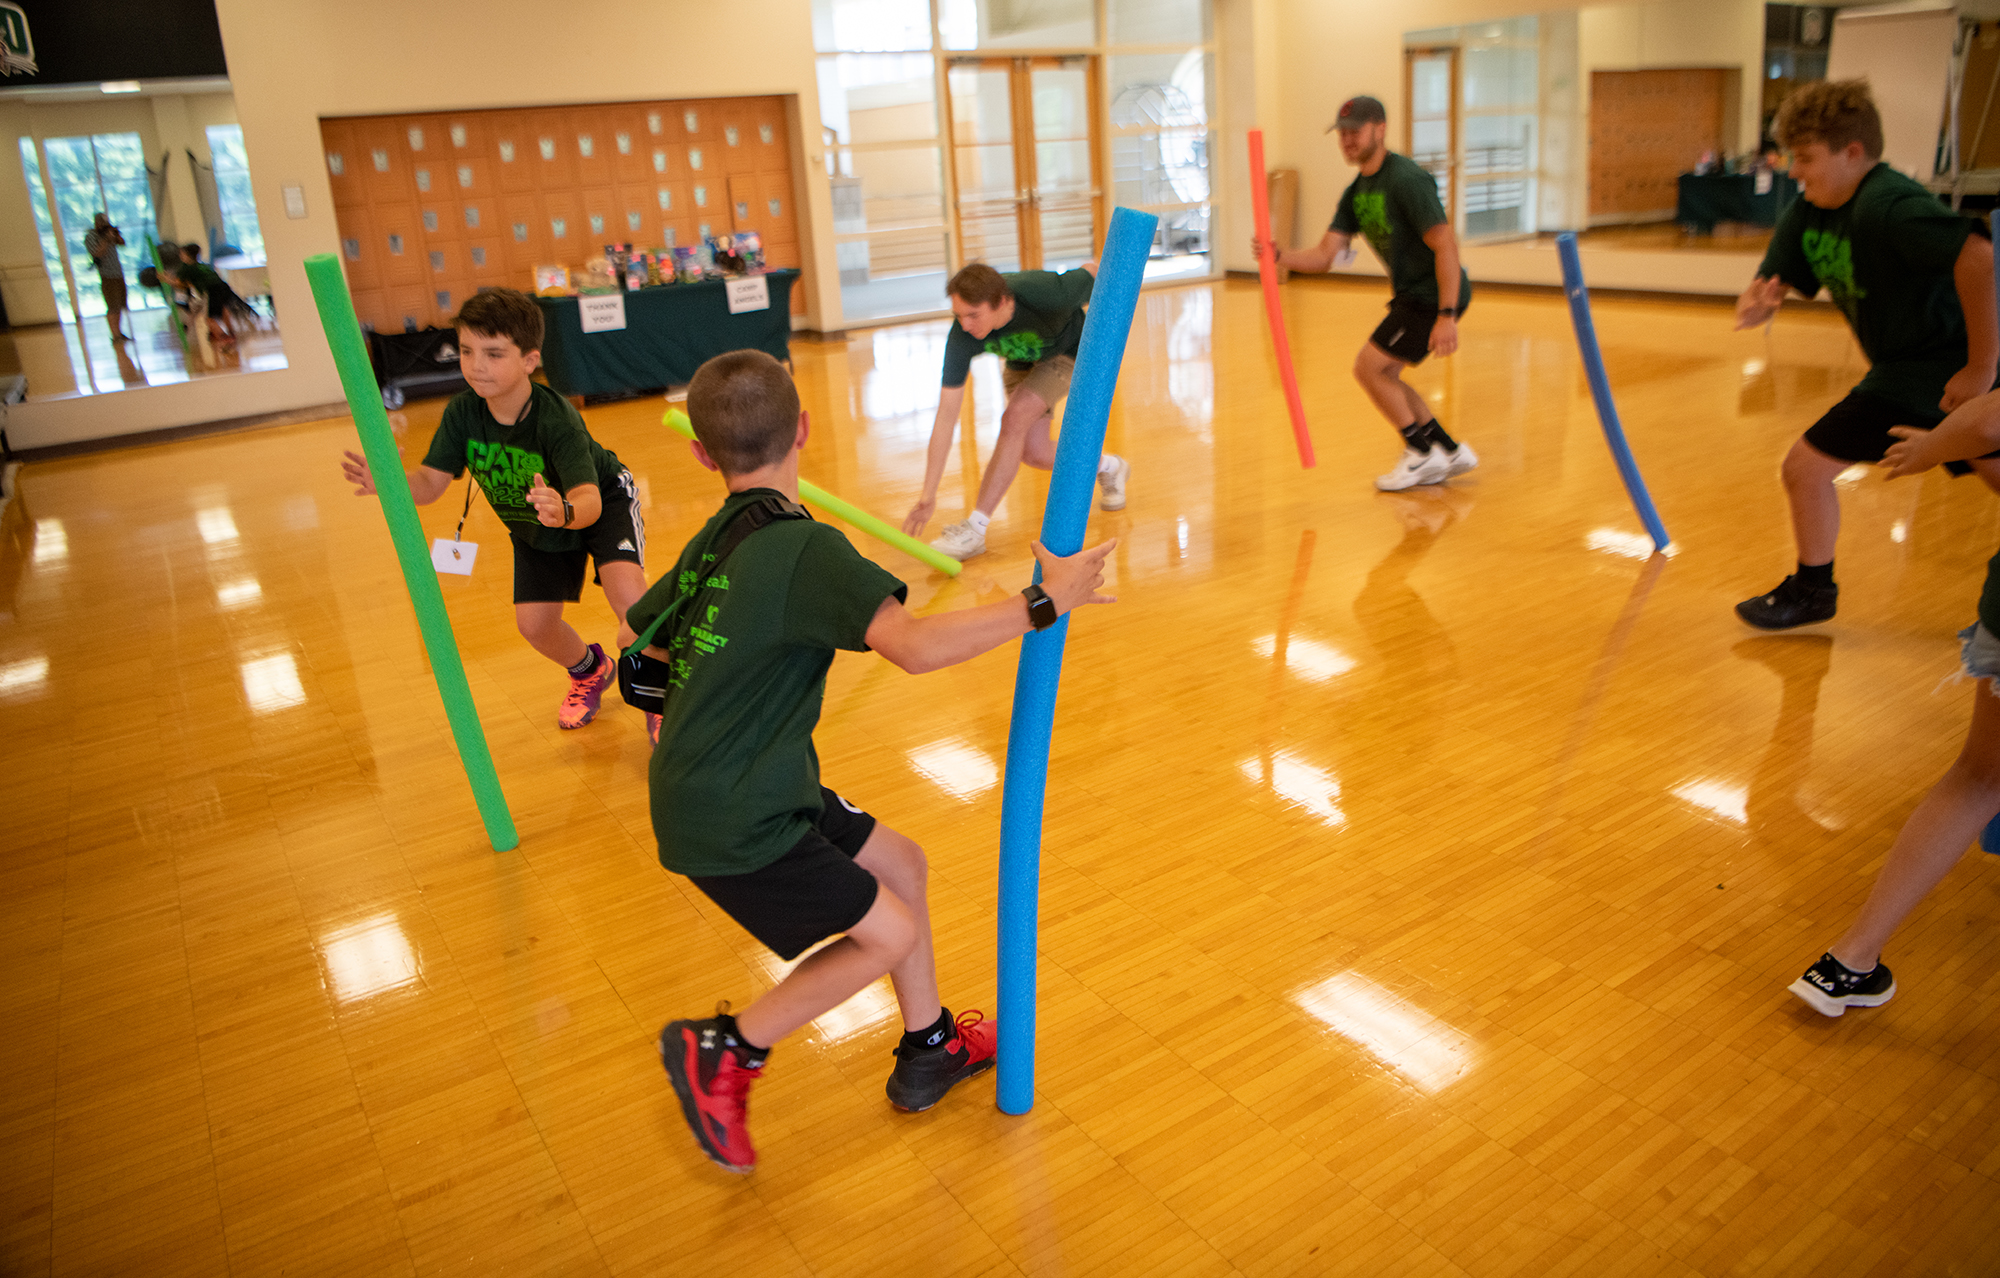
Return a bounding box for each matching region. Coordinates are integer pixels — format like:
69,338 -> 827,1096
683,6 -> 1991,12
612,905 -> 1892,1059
940,267 -> 1095,387
1759,163 -> 1981,418
631,488 -> 908,877
421,381 -> 627,552
1331,151 -> 1472,309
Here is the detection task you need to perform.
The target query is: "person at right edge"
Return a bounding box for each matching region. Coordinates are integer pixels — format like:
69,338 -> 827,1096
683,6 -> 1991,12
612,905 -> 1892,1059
1734,78 -> 1998,630
1787,390 -> 2000,1016
1258,93 -> 1478,492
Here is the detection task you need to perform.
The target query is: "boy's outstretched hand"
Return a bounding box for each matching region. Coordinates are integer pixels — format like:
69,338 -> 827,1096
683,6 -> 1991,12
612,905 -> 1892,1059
527,473 -> 565,526
340,449 -> 377,496
1032,538 -> 1118,615
1734,276 -> 1787,330
1880,426 -> 1935,478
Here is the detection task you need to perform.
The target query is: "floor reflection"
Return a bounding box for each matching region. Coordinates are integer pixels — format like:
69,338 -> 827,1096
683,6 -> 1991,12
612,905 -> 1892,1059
1294,970 -> 1476,1093
319,913 -> 422,1004
1735,635 -> 1840,841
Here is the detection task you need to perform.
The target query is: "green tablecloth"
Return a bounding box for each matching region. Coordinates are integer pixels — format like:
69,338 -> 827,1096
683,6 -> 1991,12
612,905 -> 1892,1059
535,269 -> 798,397
1675,173 -> 1799,234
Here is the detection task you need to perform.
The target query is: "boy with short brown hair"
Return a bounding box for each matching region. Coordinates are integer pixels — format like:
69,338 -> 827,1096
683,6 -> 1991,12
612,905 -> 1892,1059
644,349 -> 1115,1173
1733,79 -> 1998,629
340,287 -> 649,730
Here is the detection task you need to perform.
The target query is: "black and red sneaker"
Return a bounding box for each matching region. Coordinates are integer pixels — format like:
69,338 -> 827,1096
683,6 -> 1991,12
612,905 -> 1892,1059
886,1009 -> 997,1112
659,1012 -> 763,1172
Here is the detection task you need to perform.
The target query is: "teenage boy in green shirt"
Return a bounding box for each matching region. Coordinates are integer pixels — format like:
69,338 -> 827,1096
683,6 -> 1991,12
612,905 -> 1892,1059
1734,79 -> 1998,630
902,262 -> 1130,562
1261,94 -> 1479,492
644,349 -> 1116,1173
339,288 -> 651,732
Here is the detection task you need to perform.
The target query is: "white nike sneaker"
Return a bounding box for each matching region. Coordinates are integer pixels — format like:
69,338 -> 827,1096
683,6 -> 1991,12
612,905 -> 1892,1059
1375,445 -> 1451,492
930,519 -> 987,561
1098,454 -> 1130,511
1445,441 -> 1479,477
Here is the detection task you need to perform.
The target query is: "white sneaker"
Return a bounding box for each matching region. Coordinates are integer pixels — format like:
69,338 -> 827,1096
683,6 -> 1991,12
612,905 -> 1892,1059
1376,445 -> 1451,491
930,519 -> 987,560
1098,454 -> 1130,511
1445,441 -> 1479,477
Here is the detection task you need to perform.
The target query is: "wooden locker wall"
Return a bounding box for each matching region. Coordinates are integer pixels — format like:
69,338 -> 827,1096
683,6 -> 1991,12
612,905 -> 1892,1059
320,95 -> 801,331
1588,69 -> 1728,218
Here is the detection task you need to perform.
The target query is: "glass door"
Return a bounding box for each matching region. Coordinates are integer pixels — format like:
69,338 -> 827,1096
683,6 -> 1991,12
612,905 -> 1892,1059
947,55 -> 1102,272
947,60 -> 1023,270
1027,58 -> 1097,271
1405,47 -> 1458,226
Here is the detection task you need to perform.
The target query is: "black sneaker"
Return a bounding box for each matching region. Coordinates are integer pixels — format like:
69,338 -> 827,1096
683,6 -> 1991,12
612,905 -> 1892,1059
885,1009 -> 996,1112
1788,952 -> 1896,1017
1736,575 -> 1838,630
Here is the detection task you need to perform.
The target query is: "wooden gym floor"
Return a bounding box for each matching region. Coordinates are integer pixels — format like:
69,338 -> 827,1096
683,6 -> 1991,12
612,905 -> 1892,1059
3,274 -> 1997,1276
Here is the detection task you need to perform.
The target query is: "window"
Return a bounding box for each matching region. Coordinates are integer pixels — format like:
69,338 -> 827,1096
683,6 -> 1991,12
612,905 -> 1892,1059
31,132 -> 163,319
17,138 -> 72,321
206,125 -> 263,258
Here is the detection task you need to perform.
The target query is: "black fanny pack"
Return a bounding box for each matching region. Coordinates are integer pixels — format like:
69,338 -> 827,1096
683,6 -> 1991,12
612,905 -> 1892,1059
618,493 -> 810,714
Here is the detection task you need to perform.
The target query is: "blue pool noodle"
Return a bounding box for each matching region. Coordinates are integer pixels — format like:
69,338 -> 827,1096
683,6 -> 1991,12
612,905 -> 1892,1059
1556,233 -> 1672,552
996,206 -> 1158,1116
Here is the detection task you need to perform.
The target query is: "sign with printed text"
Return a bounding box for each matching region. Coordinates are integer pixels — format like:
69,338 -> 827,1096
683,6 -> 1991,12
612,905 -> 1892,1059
580,293 -> 627,333
726,275 -> 770,314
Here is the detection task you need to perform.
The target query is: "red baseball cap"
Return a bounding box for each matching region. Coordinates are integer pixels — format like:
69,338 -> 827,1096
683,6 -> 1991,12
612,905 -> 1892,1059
1329,95 -> 1387,131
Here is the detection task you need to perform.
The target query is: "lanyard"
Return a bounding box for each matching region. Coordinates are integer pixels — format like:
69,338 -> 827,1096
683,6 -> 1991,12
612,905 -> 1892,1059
460,387 -> 535,540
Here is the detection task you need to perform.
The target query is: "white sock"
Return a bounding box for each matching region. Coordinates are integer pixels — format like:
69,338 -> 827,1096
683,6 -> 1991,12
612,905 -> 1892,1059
967,510 -> 990,532
1097,453 -> 1119,476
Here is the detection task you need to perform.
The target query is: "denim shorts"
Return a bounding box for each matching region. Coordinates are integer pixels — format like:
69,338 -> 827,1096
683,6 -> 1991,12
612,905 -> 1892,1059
1959,622 -> 2000,681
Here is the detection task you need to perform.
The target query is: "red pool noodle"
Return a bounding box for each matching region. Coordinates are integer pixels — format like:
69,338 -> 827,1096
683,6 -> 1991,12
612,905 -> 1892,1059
1248,128 -> 1316,469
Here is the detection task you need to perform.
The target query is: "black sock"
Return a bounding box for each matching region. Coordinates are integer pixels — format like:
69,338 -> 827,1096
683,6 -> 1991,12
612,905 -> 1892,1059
716,1013 -> 769,1067
1796,560 -> 1835,589
1399,421 -> 1433,451
901,1008 -> 953,1053
1424,419 -> 1459,452
565,646 -> 601,679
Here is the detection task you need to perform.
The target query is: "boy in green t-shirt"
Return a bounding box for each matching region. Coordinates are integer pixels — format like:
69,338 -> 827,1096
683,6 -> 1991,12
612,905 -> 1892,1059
1260,94 -> 1478,492
901,262 -> 1130,562
643,349 -> 1116,1173
339,288 -> 651,732
1733,80 -> 1998,629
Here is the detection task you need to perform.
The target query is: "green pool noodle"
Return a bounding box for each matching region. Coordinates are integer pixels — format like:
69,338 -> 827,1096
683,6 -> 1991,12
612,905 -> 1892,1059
663,407 -> 963,576
304,253 -> 519,851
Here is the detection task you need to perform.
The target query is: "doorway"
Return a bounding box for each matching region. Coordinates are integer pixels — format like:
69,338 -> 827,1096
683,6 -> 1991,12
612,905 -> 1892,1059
945,55 -> 1103,274
1404,46 -> 1458,227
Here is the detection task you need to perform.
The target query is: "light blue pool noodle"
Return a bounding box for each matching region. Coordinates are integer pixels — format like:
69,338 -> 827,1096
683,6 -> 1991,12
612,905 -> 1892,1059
1556,233 -> 1672,553
996,206 -> 1157,1115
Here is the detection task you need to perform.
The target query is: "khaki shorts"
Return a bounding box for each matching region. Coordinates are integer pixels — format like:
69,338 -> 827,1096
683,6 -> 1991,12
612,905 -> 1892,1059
1001,354 -> 1074,408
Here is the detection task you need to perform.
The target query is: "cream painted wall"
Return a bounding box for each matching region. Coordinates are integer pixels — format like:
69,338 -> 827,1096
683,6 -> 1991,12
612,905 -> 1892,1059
12,0 -> 832,450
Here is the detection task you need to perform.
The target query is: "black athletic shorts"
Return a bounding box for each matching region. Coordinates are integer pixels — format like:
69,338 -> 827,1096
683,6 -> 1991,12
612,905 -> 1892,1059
1803,388 -> 2000,476
1371,293 -> 1467,367
510,467 -> 646,603
688,787 -> 881,960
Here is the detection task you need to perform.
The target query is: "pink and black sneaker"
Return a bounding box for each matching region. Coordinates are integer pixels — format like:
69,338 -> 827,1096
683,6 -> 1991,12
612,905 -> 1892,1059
557,643 -> 612,729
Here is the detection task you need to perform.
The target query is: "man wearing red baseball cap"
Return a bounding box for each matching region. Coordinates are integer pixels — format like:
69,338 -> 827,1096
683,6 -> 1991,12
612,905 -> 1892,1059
1256,94 -> 1477,490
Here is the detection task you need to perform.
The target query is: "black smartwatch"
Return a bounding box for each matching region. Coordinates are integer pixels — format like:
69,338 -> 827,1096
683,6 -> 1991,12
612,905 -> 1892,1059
1022,583 -> 1057,631
560,496 -> 575,527
1437,305 -> 1460,318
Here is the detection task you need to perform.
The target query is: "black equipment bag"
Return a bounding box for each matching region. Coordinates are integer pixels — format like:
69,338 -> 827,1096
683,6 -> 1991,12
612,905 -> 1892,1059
618,493 -> 811,714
